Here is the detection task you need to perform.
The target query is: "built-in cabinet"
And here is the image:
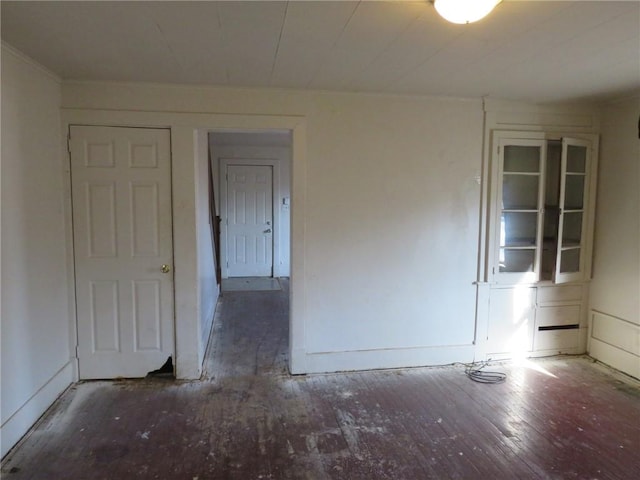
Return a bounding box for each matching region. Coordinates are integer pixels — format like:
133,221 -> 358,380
484,129 -> 598,358
486,283 -> 587,357
491,132 -> 593,284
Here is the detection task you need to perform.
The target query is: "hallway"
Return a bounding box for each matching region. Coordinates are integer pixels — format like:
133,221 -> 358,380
2,283 -> 639,479
206,277 -> 289,379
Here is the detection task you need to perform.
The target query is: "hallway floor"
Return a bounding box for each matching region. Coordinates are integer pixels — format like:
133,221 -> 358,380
2,281 -> 639,479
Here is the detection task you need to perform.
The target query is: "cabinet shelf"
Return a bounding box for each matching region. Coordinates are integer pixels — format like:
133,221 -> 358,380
502,208 -> 539,213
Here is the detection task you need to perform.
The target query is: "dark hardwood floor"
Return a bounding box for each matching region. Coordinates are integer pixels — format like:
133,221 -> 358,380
2,280 -> 639,479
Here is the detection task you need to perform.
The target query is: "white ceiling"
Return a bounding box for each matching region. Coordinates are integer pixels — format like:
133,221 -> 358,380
2,1 -> 639,103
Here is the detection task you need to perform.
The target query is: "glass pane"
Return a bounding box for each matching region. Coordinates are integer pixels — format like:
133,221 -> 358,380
567,145 -> 586,172
562,212 -> 583,246
499,249 -> 535,273
504,146 -> 540,172
501,212 -> 538,247
560,248 -> 581,273
564,175 -> 585,209
502,175 -> 539,209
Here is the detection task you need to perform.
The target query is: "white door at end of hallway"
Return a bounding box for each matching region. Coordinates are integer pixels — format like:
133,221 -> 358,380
70,126 -> 174,379
226,164 -> 273,277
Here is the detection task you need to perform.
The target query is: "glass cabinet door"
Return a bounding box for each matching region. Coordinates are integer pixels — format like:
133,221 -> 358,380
496,139 -> 546,283
490,131 -> 595,285
554,138 -> 590,283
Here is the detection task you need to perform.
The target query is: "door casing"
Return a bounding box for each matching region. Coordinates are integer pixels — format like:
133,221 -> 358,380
61,109 -> 306,379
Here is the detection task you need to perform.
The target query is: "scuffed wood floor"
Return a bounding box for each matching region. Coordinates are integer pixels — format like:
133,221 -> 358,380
2,280 -> 639,479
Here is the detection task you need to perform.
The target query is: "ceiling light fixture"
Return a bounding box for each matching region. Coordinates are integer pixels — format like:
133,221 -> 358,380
433,0 -> 502,24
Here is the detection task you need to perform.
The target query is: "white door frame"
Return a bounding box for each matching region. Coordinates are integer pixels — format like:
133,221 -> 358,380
62,109 -> 308,378
220,158 -> 281,278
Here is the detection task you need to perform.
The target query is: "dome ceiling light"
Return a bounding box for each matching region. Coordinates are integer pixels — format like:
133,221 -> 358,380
433,0 -> 502,24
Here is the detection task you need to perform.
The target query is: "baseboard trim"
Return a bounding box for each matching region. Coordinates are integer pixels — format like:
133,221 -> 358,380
589,338 -> 640,380
589,311 -> 640,380
297,345 -> 476,374
1,361 -> 74,459
289,348 -> 308,375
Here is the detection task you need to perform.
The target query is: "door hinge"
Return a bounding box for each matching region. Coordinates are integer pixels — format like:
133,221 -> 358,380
67,136 -> 71,154
75,345 -> 79,357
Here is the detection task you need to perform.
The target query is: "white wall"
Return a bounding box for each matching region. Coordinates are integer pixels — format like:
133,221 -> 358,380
1,45 -> 73,458
61,81 -> 483,373
302,93 -> 482,371
589,96 -> 640,378
196,130 -> 218,363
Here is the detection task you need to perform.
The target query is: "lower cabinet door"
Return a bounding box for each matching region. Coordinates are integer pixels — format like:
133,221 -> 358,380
487,287 -> 536,355
535,329 -> 580,351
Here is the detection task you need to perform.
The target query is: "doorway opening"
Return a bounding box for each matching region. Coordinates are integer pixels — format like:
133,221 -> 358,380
205,130 -> 292,376
208,130 -> 292,283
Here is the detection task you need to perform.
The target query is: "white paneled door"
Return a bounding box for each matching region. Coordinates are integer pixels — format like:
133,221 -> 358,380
70,126 -> 174,379
226,165 -> 273,277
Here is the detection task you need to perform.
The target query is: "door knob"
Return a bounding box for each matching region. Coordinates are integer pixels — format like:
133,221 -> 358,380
161,264 -> 171,273
263,229 -> 272,233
